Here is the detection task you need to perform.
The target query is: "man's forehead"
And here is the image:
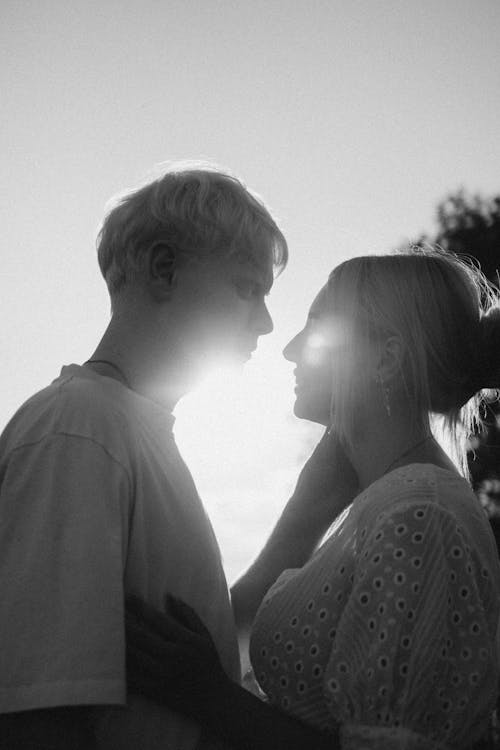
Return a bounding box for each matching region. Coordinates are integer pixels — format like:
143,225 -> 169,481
193,247 -> 273,289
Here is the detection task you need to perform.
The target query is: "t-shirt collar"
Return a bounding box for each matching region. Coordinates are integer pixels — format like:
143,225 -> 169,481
59,364 -> 176,431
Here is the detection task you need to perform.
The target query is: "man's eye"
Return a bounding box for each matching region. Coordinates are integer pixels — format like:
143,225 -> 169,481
236,280 -> 259,299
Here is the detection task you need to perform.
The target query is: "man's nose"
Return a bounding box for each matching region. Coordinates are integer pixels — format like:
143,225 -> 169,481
255,301 -> 273,336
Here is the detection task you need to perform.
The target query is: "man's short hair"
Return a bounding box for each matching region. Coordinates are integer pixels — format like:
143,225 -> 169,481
96,162 -> 288,299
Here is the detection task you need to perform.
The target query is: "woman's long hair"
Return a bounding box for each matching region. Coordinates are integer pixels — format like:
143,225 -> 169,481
326,247 -> 500,477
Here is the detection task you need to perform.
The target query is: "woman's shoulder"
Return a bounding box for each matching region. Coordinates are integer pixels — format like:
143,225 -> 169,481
353,463 -> 479,530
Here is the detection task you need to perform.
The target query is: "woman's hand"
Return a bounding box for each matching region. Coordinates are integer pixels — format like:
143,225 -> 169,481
126,595 -> 229,719
292,429 -> 359,512
231,431 -> 358,634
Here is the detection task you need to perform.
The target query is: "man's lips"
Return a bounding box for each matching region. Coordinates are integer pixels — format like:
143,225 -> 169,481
238,344 -> 257,363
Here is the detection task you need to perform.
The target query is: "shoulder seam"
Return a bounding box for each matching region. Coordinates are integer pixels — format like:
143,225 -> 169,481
8,432 -> 133,490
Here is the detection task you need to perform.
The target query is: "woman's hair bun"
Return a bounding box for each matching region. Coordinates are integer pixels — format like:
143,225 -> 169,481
476,306 -> 500,390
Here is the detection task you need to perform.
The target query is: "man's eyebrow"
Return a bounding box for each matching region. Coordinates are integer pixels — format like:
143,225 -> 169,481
262,279 -> 273,295
253,271 -> 273,295
233,270 -> 273,297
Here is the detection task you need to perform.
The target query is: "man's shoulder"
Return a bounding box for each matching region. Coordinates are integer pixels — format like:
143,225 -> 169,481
0,366 -> 136,456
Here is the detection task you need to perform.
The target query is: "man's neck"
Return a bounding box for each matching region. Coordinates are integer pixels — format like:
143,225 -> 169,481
87,315 -> 187,412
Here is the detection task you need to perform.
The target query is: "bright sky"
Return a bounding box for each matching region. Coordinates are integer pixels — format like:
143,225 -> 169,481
2,0 -> 500,582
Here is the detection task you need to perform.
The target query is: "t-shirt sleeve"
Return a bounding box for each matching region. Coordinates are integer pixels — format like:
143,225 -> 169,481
0,433 -> 130,713
322,500 -> 499,748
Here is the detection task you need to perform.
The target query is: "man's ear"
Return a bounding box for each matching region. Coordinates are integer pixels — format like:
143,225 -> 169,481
376,336 -> 405,385
148,242 -> 177,299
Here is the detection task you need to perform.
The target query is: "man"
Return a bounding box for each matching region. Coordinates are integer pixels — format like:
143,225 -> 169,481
0,164 -> 288,749
0,164 -> 356,749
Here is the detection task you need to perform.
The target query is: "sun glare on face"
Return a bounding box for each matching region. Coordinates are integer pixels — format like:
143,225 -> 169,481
302,318 -> 345,368
174,352 -> 290,482
173,344 -> 323,582
307,331 -> 327,349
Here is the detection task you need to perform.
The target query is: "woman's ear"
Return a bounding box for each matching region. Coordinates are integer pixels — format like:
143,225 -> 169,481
148,242 -> 178,299
377,336 -> 405,384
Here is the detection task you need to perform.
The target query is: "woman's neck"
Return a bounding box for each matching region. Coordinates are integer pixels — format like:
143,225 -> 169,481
347,418 -> 456,491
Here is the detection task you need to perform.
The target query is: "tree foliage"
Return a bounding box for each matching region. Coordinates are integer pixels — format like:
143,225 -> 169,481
430,190 -> 500,285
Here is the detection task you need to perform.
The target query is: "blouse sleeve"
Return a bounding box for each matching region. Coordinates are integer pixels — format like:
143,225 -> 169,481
322,500 -> 498,749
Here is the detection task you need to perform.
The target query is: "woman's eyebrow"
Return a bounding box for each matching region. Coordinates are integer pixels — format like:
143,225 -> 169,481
307,310 -> 321,321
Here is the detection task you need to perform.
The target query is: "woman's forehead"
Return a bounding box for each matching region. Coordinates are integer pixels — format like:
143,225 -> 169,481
308,285 -> 331,318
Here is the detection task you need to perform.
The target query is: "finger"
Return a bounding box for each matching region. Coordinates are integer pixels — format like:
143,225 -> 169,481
127,642 -> 202,715
126,596 -> 193,645
126,644 -> 174,703
126,609 -> 191,658
126,595 -> 157,623
127,645 -> 201,720
126,641 -> 165,681
164,595 -> 212,639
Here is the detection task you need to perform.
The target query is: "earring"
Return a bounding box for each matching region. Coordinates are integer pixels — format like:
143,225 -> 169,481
378,375 -> 392,417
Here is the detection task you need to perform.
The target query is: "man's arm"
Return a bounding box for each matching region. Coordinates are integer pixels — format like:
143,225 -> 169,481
0,437 -> 128,746
200,674 -> 339,750
231,431 -> 358,633
0,706 -> 97,750
0,704 -> 166,750
126,596 -> 340,750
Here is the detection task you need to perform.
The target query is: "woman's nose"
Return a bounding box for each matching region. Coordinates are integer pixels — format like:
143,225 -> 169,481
283,331 -> 301,362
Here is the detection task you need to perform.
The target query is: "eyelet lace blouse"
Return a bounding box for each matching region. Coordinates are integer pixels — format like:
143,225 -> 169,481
249,464 -> 500,750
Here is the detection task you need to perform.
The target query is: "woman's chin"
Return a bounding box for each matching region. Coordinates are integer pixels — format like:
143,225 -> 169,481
293,399 -> 329,426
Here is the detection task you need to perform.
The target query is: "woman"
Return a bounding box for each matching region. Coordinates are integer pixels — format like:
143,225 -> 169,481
127,248 -> 500,749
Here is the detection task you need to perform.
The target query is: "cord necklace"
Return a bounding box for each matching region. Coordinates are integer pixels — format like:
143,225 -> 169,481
382,435 -> 434,476
84,359 -> 132,390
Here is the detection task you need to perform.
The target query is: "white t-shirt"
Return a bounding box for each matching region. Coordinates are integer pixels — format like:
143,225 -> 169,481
0,364 -> 240,749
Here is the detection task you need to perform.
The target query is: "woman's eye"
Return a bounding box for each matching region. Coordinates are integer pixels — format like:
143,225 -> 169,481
306,330 -> 328,349
304,319 -> 338,350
